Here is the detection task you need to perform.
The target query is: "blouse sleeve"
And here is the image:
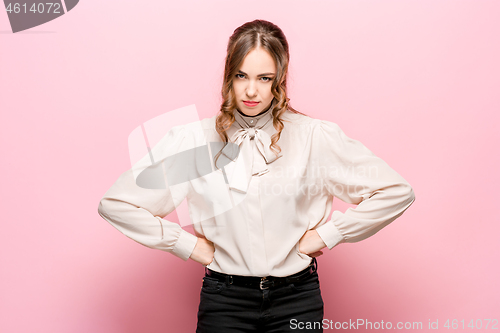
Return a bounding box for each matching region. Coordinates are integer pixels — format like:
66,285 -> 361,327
97,125 -> 198,261
313,120 -> 415,250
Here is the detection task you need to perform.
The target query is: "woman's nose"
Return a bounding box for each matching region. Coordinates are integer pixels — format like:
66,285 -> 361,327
246,81 -> 257,97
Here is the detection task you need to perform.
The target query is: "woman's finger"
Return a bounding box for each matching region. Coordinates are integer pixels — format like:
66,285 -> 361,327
308,251 -> 323,257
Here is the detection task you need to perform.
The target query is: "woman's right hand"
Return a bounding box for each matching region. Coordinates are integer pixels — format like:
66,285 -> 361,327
189,236 -> 215,266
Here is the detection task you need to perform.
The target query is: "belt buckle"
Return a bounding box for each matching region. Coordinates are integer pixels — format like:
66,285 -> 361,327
260,277 -> 269,290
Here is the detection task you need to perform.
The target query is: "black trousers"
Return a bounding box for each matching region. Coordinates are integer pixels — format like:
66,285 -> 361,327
196,262 -> 324,333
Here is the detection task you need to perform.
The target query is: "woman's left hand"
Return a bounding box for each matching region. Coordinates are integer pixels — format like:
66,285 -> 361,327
298,230 -> 327,258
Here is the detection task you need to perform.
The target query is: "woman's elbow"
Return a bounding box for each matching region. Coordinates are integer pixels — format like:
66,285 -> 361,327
97,197 -> 111,220
402,182 -> 415,206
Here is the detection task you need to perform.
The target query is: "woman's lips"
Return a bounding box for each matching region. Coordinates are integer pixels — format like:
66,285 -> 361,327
243,101 -> 259,107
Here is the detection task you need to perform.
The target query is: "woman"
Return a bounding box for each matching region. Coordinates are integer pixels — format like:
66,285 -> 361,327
98,19 -> 415,332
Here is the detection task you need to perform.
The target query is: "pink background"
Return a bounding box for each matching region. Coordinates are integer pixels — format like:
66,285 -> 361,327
1,0 -> 499,332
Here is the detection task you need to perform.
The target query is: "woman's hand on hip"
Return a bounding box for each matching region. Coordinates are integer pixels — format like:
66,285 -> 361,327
298,230 -> 327,258
189,236 -> 215,266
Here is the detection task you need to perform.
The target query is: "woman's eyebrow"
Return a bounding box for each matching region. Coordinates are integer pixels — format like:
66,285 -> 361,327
237,70 -> 276,77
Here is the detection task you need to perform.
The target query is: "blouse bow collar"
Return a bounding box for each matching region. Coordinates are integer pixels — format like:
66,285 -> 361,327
220,106 -> 282,194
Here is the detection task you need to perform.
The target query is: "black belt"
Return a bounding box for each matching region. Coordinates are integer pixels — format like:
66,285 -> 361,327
204,257 -> 317,290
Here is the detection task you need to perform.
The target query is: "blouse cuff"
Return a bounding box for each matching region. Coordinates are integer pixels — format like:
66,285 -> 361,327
171,228 -> 198,261
315,212 -> 346,250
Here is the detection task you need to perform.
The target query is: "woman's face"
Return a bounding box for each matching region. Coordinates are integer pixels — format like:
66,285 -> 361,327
233,47 -> 276,116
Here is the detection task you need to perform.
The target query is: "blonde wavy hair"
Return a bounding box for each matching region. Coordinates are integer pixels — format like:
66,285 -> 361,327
214,19 -> 307,168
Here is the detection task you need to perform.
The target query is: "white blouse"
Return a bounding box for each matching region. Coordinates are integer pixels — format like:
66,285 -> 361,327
98,106 -> 415,277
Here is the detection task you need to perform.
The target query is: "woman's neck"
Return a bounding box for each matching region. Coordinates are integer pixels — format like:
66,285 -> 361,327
237,103 -> 273,118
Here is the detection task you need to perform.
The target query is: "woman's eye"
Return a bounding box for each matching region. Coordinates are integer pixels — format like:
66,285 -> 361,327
235,74 -> 273,81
